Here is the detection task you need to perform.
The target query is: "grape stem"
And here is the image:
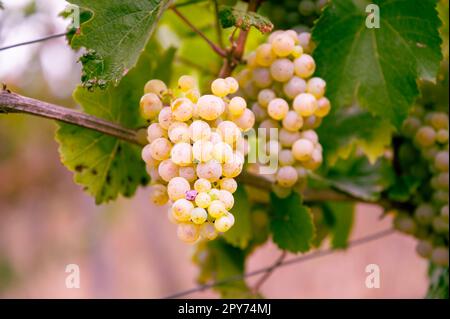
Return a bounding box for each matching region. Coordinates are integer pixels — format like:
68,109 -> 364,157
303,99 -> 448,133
170,6 -> 227,58
0,87 -> 405,209
219,0 -> 263,78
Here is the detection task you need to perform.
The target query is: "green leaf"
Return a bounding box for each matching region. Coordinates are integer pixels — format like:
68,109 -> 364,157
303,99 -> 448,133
56,44 -> 176,204
247,204 -> 271,250
67,0 -> 171,89
426,265 -> 449,299
316,156 -> 395,202
312,0 -> 442,127
222,186 -> 252,249
219,5 -> 273,33
388,175 -> 422,202
323,202 -> 355,249
318,107 -> 393,164
270,192 -> 315,253
193,239 -> 258,298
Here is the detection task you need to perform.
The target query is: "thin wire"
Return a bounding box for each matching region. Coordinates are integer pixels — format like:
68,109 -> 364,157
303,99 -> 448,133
163,228 -> 395,299
0,32 -> 68,51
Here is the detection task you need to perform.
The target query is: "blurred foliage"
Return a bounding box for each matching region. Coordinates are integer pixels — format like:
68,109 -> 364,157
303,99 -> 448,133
223,186 -> 253,249
193,239 -> 259,298
427,265 -> 449,299
0,256 -> 16,293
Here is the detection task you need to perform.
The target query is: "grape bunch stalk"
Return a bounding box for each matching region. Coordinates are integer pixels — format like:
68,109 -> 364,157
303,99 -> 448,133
236,30 -> 330,198
394,105 -> 449,267
139,75 -> 255,243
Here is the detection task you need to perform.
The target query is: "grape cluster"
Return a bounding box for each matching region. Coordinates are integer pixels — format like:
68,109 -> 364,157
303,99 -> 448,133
140,76 -> 255,243
235,30 -> 330,197
262,0 -> 327,30
394,105 -> 449,266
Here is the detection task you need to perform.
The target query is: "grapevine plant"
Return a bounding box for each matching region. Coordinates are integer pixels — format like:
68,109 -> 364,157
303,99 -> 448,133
0,0 -> 449,298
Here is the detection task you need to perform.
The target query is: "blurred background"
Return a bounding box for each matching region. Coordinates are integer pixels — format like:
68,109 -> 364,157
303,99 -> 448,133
0,0 -> 429,298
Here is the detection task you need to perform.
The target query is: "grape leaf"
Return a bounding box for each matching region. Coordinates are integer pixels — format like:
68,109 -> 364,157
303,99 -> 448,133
193,239 -> 258,298
312,0 -> 442,128
67,0 -> 171,89
219,5 -> 273,33
246,204 -> 271,251
222,186 -> 252,249
56,44 -> 176,204
322,202 -> 355,249
388,175 -> 422,202
270,192 -> 315,253
315,157 -> 395,202
318,106 -> 393,164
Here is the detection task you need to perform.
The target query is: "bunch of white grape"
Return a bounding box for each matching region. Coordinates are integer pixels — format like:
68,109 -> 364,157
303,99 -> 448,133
235,30 -> 330,197
394,105 -> 449,266
140,75 -> 255,243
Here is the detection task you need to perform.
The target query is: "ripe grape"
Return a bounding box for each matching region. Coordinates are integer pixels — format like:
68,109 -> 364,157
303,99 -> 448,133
292,138 -> 314,161
214,214 -> 235,232
218,190 -> 234,210
256,43 -> 277,66
140,93 -> 163,120
177,223 -> 200,243
257,89 -> 276,108
270,59 -> 295,82
158,159 -> 179,182
170,142 -> 193,166
168,122 -> 190,143
178,75 -> 196,92
415,126 -> 436,148
208,200 -> 227,218
219,178 -> 238,193
147,123 -> 167,143
167,177 -> 190,201
191,207 -> 208,224
294,54 -> 316,78
171,98 -> 194,122
144,79 -> 167,96
283,76 -> 306,99
139,74 -> 257,242
150,137 -> 172,161
228,97 -> 247,116
197,95 -> 225,120
282,111 -> 303,132
200,222 -> 218,240
172,198 -> 194,222
293,93 -> 318,117
211,78 -> 230,97
149,184 -> 169,205
276,166 -> 298,187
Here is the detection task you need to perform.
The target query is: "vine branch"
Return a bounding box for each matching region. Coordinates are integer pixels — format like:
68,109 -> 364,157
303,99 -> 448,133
0,87 -> 142,146
252,251 -> 287,294
170,6 -> 227,58
219,0 -> 263,77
